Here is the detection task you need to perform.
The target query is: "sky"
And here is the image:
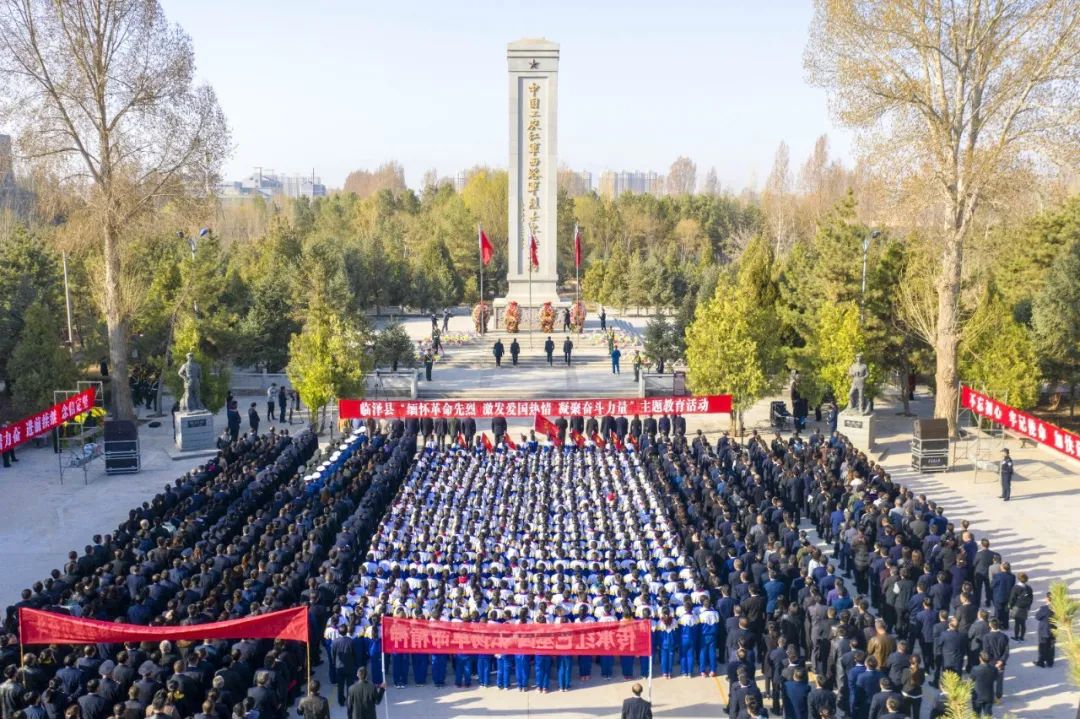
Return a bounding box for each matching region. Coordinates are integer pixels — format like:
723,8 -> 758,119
161,0 -> 854,192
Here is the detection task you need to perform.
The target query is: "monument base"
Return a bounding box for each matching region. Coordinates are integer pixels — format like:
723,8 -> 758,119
839,409 -> 877,451
174,410 -> 216,452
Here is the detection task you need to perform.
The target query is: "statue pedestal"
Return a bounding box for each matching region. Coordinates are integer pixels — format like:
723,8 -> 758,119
839,409 -> 877,451
174,410 -> 216,452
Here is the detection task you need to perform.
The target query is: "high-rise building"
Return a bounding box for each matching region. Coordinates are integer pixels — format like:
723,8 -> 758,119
597,170 -> 664,198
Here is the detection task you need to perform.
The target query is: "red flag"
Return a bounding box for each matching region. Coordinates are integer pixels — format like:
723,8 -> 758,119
626,432 -> 638,448
529,234 -> 539,269
533,414 -> 561,446
481,433 -> 494,452
502,432 -> 517,450
569,428 -> 585,448
479,226 -> 493,266
574,225 -> 582,269
609,430 -> 623,451
456,432 -> 467,448
591,431 -> 606,449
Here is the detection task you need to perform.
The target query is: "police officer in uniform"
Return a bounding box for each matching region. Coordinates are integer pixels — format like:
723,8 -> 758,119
1000,449 -> 1013,501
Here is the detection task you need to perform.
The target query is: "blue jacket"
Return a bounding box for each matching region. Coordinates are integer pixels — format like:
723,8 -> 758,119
991,572 -> 1016,605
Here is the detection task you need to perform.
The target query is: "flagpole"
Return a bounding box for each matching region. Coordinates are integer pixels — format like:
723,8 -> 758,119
478,224 -> 484,336
528,254 -> 533,349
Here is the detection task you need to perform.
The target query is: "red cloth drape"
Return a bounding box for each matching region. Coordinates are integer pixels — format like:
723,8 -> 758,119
382,617 -> 651,656
19,607 -> 309,645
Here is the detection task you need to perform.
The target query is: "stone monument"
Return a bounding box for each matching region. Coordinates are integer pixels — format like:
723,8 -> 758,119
496,38 -> 561,314
838,353 -> 877,450
174,352 -> 215,452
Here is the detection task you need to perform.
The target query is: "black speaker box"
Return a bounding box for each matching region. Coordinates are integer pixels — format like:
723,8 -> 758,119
104,420 -> 138,442
913,418 -> 949,440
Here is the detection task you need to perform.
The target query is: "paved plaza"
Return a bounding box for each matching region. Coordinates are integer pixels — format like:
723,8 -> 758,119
1,313 -> 1078,717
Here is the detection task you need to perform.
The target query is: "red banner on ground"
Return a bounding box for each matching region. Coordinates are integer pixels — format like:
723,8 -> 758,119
19,606 -> 308,646
961,385 -> 1080,463
339,394 -> 732,420
382,617 -> 651,656
0,387 -> 96,454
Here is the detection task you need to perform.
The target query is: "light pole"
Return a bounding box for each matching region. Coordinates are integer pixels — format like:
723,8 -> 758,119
860,229 -> 881,325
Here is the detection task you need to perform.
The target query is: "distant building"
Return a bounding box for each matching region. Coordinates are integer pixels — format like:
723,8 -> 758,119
558,169 -> 592,197
598,170 -> 664,199
0,133 -> 34,216
218,168 -> 327,200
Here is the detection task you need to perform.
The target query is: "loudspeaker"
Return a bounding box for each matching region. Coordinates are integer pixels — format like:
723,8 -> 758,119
105,455 -> 140,474
104,420 -> 138,442
911,437 -> 949,453
913,418 -> 949,440
912,453 -> 949,471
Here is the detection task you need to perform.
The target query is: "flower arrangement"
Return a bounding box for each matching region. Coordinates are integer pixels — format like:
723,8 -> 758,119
539,302 -> 556,333
471,302 -> 491,334
570,301 -> 586,333
504,301 -> 521,333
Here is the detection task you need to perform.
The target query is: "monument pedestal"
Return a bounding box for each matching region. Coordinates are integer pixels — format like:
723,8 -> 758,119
174,410 -> 216,452
839,409 -> 877,451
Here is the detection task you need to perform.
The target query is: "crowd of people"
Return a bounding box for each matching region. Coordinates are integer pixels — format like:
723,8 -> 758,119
2,405 -> 1059,719
1,422 -> 417,719
317,418 -> 1054,719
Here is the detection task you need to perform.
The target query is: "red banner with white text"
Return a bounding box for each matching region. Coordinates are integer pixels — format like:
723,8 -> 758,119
382,617 -> 651,656
961,385 -> 1080,463
339,394 -> 732,420
19,606 -> 308,646
0,387 -> 96,455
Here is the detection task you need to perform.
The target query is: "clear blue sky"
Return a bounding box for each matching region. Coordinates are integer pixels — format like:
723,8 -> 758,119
162,0 -> 852,191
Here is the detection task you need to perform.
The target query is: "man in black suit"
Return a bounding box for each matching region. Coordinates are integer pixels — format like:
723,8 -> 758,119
1034,594 -> 1055,668
937,618 -> 967,679
77,680 -> 110,719
462,417 -> 476,446
544,336 -> 555,365
643,415 -> 658,436
969,653 -> 998,717
562,337 -> 573,365
620,682 -> 651,719
491,415 -> 507,441
554,417 -> 568,444
345,668 -> 384,719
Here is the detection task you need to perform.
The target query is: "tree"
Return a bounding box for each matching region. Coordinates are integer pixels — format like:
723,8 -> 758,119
960,286 -> 1041,410
1048,582 -> 1080,719
8,301 -> 77,416
342,162 -> 407,197
701,168 -> 719,196
373,322 -> 417,372
762,141 -> 794,255
807,0 -> 1080,434
811,302 -> 871,409
643,315 -> 679,372
1032,240 -> 1080,415
686,279 -> 769,433
286,306 -> 370,433
0,0 -> 230,420
236,275 -> 300,372
666,156 -> 697,196
0,224 -> 62,382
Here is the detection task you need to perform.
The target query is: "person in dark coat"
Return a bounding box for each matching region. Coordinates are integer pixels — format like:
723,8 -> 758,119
554,417 -> 568,444
782,666 -> 810,719
248,403 -> 260,433
1034,594 -> 1055,667
562,337 -> 573,366
226,402 -> 242,443
509,339 -> 520,366
76,681 -> 110,719
462,417 -> 477,446
491,416 -> 507,440
619,683 -> 651,719
433,417 -> 448,449
330,630 -> 357,706
969,653 -> 998,717
615,415 -> 629,439
544,337 -> 555,366
277,386 -> 288,426
658,413 -> 671,436
672,414 -> 686,436
296,681 -> 330,719
493,340 -> 504,367
247,671 -> 278,719
344,668 -> 383,719
999,449 -> 1013,501
643,415 -> 658,436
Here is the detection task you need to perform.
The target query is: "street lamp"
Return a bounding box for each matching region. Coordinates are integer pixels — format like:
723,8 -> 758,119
860,229 -> 881,324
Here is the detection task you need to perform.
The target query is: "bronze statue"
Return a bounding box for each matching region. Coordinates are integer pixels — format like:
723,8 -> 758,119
848,353 -> 869,415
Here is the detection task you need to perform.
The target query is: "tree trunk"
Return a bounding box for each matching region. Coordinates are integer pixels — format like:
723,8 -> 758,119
934,231 -> 963,436
104,221 -> 136,420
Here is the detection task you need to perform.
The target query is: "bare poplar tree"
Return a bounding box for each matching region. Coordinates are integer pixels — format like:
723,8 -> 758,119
0,0 -> 229,420
806,0 -> 1080,432
665,156 -> 697,196
763,141 -> 793,255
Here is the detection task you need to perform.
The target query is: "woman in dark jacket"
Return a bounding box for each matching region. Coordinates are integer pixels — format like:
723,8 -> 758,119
1008,572 -> 1034,640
